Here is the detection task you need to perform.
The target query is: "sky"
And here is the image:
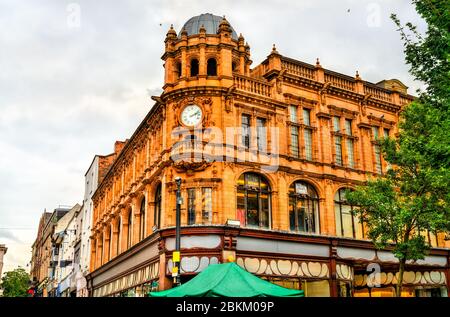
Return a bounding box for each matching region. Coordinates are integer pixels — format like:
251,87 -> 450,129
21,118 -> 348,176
0,0 -> 426,274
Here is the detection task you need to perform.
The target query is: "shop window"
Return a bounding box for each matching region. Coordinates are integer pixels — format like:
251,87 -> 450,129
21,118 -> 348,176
303,280 -> 330,297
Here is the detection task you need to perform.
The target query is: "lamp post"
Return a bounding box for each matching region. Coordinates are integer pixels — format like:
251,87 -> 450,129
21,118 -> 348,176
173,176 -> 182,286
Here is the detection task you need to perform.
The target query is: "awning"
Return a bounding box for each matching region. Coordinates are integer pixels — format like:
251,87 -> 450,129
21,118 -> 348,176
149,262 -> 304,297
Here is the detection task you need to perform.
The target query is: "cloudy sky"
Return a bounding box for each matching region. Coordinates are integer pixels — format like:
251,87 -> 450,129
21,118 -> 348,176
0,0 -> 425,273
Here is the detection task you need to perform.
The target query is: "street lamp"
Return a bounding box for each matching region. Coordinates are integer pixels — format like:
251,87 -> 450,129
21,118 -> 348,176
173,176 -> 182,286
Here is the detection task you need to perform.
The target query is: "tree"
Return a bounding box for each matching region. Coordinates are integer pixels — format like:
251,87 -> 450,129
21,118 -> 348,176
346,0 -> 450,297
1,267 -> 31,297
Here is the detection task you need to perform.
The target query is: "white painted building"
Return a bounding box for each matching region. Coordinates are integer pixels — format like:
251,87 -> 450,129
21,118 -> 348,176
76,155 -> 102,297
50,204 -> 81,297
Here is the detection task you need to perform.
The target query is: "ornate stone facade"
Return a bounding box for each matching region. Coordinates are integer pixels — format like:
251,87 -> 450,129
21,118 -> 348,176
87,14 -> 450,297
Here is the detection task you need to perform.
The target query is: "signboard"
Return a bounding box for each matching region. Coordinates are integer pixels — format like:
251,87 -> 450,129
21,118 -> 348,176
172,251 -> 180,263
295,183 -> 308,195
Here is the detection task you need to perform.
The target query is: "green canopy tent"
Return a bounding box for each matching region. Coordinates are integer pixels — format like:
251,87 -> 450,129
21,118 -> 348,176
149,262 -> 304,297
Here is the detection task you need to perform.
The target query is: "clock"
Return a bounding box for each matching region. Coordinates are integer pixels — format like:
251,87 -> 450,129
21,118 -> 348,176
180,104 -> 202,127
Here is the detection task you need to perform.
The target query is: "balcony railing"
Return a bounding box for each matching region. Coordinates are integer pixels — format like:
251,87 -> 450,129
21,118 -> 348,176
281,59 -> 315,80
324,72 -> 356,91
234,74 -> 272,97
364,84 -> 392,103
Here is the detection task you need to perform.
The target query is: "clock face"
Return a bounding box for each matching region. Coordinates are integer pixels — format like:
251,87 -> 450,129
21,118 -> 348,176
180,104 -> 202,127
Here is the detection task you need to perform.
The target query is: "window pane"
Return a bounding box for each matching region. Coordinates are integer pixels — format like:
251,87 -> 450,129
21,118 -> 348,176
346,139 -> 355,168
257,118 -> 266,152
374,145 -> 382,173
187,188 -> 196,225
236,189 -> 246,226
202,188 -> 212,224
333,116 -> 340,132
384,128 -> 390,138
303,280 -> 330,297
246,173 -> 259,189
372,126 -> 379,139
290,126 -> 299,158
341,205 -> 353,237
290,106 -> 297,123
345,119 -> 352,136
354,214 -> 364,239
242,115 -> 251,148
335,203 -> 342,236
289,197 -> 296,231
260,192 -> 270,228
304,129 -> 312,160
303,109 -> 311,126
246,192 -> 259,227
335,136 -> 342,165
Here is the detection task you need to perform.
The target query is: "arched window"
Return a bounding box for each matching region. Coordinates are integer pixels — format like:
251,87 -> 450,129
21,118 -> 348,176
190,59 -> 199,77
139,197 -> 146,241
289,181 -> 320,233
207,58 -> 217,76
117,217 -> 121,256
154,184 -> 162,229
127,209 -> 132,248
175,61 -> 181,78
236,173 -> 271,229
334,188 -> 363,239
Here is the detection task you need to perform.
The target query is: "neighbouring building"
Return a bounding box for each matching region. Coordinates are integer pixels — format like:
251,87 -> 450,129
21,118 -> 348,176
0,244 -> 7,278
75,143 -> 127,297
30,211 -> 52,296
30,207 -> 71,296
48,204 -> 81,297
87,14 -> 450,297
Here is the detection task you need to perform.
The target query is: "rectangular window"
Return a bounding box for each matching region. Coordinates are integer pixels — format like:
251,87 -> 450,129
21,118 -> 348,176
303,108 -> 311,126
242,114 -> 251,148
289,106 -> 297,123
335,136 -> 343,166
304,129 -> 313,160
384,128 -> 390,138
187,188 -> 196,225
374,144 -> 382,174
290,126 -> 299,158
256,118 -> 266,152
201,188 -> 212,224
333,116 -> 340,132
372,126 -> 379,139
345,119 -> 352,136
346,139 -> 355,168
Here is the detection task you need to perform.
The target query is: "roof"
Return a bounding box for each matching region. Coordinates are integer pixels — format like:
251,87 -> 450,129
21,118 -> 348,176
149,262 -> 304,297
179,13 -> 238,40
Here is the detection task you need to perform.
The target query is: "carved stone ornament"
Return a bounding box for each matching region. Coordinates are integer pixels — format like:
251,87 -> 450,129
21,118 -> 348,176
172,160 -> 212,173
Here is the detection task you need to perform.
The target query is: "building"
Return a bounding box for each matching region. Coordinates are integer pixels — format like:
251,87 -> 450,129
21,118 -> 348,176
87,14 -> 450,297
0,244 -> 7,278
30,211 -> 52,296
30,207 -> 71,296
75,145 -> 127,297
48,204 -> 81,297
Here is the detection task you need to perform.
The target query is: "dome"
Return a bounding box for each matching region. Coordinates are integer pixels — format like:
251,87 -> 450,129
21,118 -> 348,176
179,13 -> 238,40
